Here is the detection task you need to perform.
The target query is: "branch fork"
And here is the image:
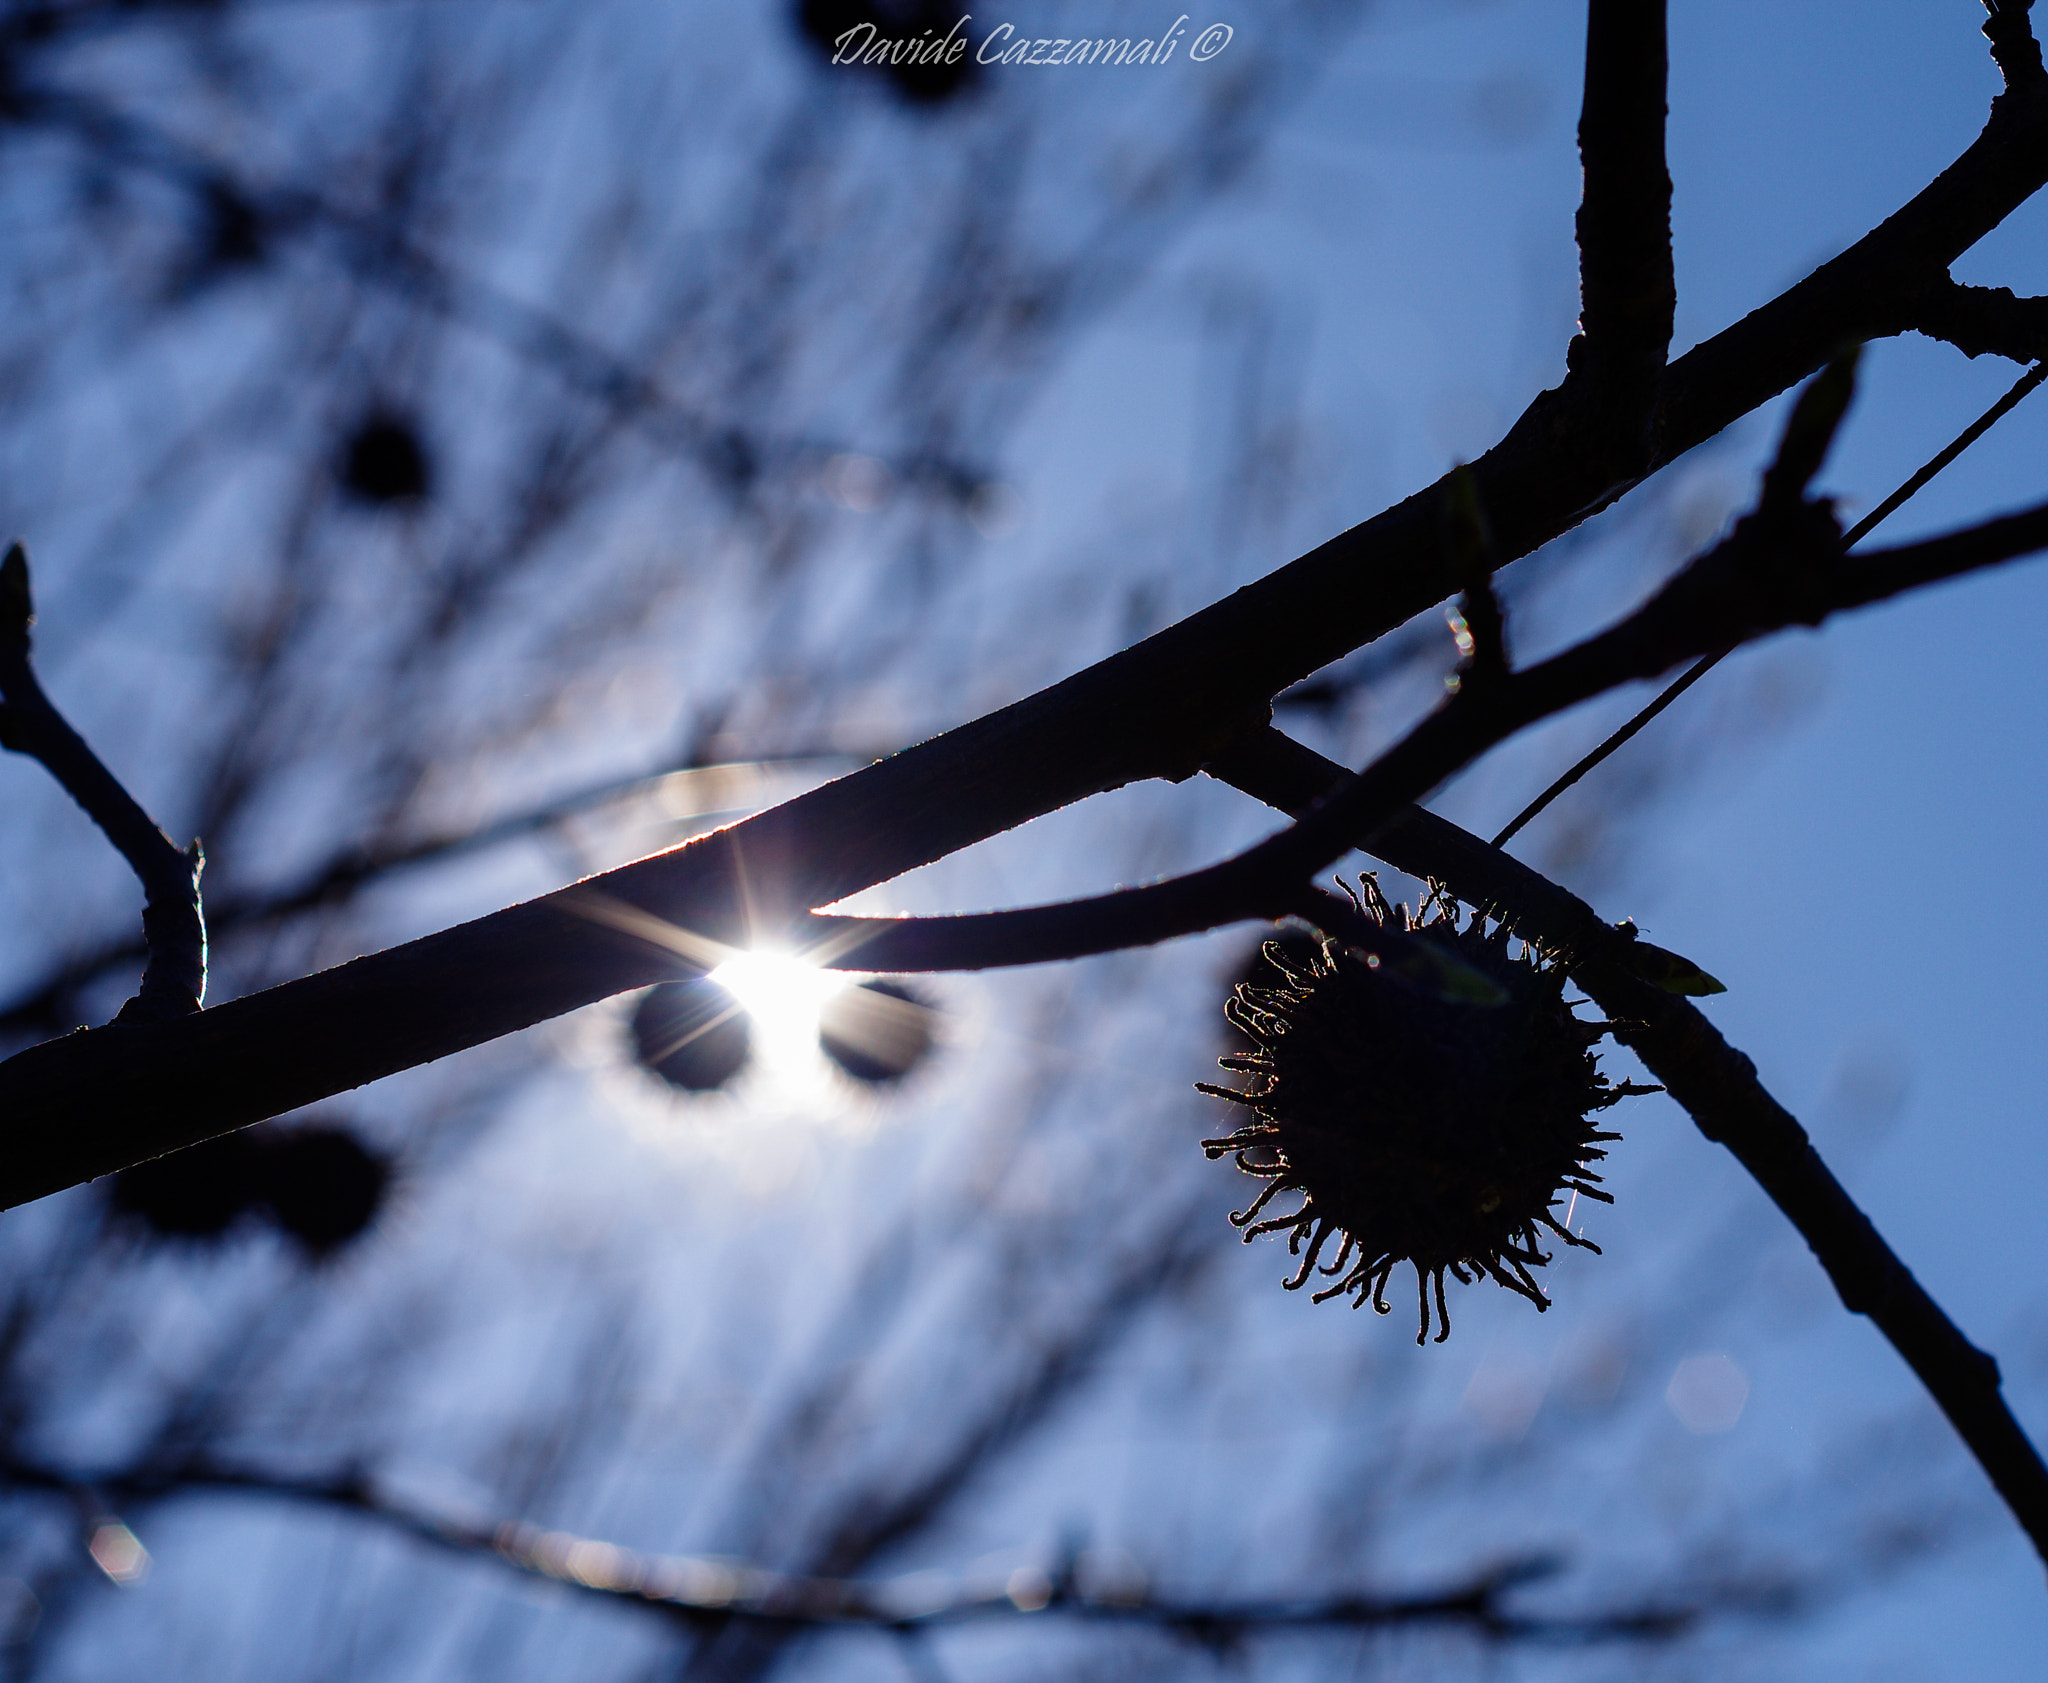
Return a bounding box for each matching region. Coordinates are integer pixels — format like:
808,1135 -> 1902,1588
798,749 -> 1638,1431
0,543 -> 205,1024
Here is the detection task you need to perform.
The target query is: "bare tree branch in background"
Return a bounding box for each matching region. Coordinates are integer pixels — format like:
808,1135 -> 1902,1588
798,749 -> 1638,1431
0,1446 -> 1709,1645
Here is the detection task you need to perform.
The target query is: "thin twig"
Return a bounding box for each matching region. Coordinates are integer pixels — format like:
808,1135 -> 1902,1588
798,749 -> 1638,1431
1843,360 -> 2048,541
0,544 -> 204,1020
1491,356 -> 2048,849
1205,724 -> 2048,1570
1490,653 -> 1722,849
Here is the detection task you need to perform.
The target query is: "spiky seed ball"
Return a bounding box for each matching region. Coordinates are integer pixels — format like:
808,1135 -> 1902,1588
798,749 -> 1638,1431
1200,879 -> 1652,1344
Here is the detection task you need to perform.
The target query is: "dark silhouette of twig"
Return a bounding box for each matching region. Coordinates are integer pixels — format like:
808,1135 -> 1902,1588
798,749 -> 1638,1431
1847,360 -> 2048,534
1205,724 -> 2048,1569
1490,355 -> 2048,849
0,543 -> 204,1022
1569,0 -> 1673,453
1490,655 -> 1719,849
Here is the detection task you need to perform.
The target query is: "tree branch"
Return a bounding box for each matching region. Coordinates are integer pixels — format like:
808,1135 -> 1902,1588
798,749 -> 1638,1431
804,400 -> 2048,978
8,397 -> 2048,1205
6,53 -> 2048,1200
0,544 -> 204,1022
0,749 -> 866,1038
1656,66 -> 2048,456
1984,0 -> 2047,92
1203,725 -> 2048,1570
1492,351 -> 2048,849
1913,277 -> 2048,362
1569,0 -> 1674,449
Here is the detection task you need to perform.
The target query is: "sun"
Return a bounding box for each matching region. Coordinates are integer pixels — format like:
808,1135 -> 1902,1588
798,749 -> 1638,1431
707,950 -> 849,1069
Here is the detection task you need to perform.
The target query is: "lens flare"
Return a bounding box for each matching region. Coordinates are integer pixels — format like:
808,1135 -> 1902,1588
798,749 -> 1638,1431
709,952 -> 848,1075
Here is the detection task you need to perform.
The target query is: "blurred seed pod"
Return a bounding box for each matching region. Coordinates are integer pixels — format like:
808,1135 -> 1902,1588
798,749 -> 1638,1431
792,0 -> 980,107
260,1126 -> 394,1257
339,410 -> 432,505
108,1131 -> 265,1241
632,977 -> 751,1092
818,978 -> 937,1084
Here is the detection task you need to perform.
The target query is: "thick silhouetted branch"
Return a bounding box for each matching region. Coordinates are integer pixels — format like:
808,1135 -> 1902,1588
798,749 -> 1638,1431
0,544 -> 204,1022
6,27 -> 2048,1203
1570,0 -> 1673,446
1914,278 -> 2048,361
1204,725 -> 2048,1569
1984,0 -> 2047,90
0,1451 -> 1696,1644
6,378 -> 2048,1203
5,325 -> 1980,1026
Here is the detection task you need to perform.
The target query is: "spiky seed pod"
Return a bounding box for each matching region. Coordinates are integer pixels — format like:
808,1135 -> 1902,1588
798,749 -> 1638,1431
1200,878 -> 1655,1345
